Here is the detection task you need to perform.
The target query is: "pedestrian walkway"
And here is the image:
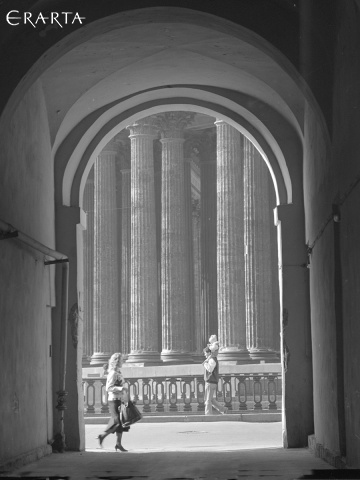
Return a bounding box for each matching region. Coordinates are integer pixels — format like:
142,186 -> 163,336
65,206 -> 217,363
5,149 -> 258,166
3,422 -> 337,480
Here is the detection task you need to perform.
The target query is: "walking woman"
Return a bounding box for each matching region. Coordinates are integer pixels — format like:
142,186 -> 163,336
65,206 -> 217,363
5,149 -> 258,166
97,352 -> 129,452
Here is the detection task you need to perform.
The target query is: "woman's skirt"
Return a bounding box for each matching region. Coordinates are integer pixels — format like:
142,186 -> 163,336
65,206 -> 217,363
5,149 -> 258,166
104,400 -> 130,433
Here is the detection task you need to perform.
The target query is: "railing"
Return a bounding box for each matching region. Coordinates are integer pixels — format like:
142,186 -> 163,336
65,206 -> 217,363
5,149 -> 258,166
83,372 -> 282,415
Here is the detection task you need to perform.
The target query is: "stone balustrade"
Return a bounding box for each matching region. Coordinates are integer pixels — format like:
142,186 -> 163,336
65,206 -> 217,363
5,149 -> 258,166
82,363 -> 282,415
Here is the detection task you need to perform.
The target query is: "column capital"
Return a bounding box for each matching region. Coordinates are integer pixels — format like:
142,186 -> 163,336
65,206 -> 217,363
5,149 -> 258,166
127,117 -> 158,138
154,112 -> 195,139
214,118 -> 228,127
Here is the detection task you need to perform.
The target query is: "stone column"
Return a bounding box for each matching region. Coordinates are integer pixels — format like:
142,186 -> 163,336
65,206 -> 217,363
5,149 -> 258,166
120,168 -> 131,356
199,129 -> 218,344
243,138 -> 279,362
115,138 -> 132,357
82,169 -> 94,365
192,196 -> 203,359
153,139 -> 163,354
215,120 -> 250,363
184,156 -> 196,355
91,139 -> 120,365
126,118 -> 160,364
155,112 -> 195,363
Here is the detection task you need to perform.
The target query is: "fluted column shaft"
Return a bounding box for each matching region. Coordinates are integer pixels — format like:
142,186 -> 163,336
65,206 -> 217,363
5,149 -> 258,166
91,141 -> 120,364
184,158 -> 196,354
192,197 -> 203,356
157,113 -> 194,362
216,120 -> 249,362
127,120 -> 160,363
199,131 -> 218,344
120,169 -> 131,356
244,139 -> 279,361
82,171 -> 94,365
154,139 -> 163,355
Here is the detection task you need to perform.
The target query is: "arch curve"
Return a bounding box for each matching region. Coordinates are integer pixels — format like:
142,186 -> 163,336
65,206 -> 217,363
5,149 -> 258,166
55,88 -> 303,210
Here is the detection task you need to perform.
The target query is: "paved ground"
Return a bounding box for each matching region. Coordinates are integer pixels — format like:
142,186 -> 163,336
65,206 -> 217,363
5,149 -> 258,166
3,422 -> 337,480
86,421 -> 284,452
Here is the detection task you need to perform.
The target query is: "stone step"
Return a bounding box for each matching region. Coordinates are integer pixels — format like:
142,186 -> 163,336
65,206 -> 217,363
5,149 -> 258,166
84,412 -> 281,424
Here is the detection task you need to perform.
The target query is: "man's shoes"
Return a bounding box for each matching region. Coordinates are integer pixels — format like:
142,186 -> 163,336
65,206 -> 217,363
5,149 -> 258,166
222,407 -> 228,415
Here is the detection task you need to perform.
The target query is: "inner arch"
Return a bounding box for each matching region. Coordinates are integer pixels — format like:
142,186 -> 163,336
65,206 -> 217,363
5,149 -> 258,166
59,93 -> 293,208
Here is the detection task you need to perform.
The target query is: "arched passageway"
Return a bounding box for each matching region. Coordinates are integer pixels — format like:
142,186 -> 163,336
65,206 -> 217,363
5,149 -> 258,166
47,10 -> 314,451
6,3 -> 355,471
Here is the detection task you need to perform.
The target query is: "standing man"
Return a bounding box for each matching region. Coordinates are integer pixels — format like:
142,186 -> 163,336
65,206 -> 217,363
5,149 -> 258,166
203,347 -> 228,415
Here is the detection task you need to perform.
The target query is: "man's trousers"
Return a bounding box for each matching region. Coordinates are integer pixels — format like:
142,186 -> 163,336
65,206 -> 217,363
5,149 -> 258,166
204,382 -> 227,415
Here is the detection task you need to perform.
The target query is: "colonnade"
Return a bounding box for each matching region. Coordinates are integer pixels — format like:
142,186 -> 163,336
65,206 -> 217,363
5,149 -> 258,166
82,113 -> 280,366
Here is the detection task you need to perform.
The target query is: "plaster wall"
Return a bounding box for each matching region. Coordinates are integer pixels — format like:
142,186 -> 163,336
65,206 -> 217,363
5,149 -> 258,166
303,1 -> 360,467
309,227 -> 340,454
340,192 -> 360,467
332,1 -> 360,466
303,88 -> 342,462
303,103 -> 333,245
0,81 -> 54,467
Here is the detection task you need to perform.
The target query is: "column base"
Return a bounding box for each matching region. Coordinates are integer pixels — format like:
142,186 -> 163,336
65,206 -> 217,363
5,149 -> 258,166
161,351 -> 195,364
217,349 -> 251,364
82,355 -> 92,367
249,349 -> 281,363
90,353 -> 111,366
126,352 -> 162,366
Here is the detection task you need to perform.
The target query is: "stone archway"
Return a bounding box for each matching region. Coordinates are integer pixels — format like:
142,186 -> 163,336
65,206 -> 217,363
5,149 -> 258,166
56,94 -> 311,450
0,5 -> 324,452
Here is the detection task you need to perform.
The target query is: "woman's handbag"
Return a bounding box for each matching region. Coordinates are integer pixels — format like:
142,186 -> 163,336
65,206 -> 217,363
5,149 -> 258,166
120,400 -> 142,427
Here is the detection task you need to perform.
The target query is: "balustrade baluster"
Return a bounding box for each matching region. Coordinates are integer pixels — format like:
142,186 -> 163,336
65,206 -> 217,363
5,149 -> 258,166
128,379 -> 140,403
155,377 -> 165,412
195,377 -> 205,411
267,374 -> 278,410
190,378 -> 196,408
168,378 -> 178,412
237,375 -> 248,410
142,379 -> 152,413
100,379 -> 109,414
85,379 -> 96,414
182,378 -> 192,412
83,380 -> 87,410
222,375 -> 233,410
151,378 -> 157,405
253,375 -> 263,410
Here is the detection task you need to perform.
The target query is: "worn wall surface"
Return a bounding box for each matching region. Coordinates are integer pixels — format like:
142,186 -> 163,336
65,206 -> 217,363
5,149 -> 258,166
0,80 -> 55,467
332,1 -> 360,467
302,0 -> 360,468
303,100 -> 339,459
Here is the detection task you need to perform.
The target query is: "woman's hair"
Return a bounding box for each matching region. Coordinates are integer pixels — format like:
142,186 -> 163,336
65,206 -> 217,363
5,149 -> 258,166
108,352 -> 122,371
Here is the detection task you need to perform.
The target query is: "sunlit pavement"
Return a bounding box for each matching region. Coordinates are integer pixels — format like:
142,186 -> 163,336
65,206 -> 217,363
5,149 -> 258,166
87,421 -> 283,452
4,422 -> 335,480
